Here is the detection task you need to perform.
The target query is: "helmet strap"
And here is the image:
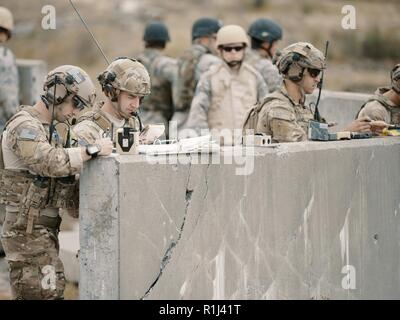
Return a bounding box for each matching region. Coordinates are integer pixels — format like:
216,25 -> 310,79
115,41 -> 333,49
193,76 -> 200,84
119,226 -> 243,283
48,75 -> 58,145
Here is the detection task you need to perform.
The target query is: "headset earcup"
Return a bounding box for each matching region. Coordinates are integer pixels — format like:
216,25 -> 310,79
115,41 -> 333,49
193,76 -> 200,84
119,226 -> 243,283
288,63 -> 304,82
45,75 -> 68,105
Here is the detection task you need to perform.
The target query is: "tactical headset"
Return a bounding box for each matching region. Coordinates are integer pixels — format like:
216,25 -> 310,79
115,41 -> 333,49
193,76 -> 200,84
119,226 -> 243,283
279,52 -> 305,82
42,68 -> 87,110
42,73 -> 74,107
97,56 -> 138,102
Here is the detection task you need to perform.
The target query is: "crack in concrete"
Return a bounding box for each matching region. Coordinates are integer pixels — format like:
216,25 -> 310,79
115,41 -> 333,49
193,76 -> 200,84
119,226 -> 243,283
204,163 -> 210,199
140,159 -> 193,299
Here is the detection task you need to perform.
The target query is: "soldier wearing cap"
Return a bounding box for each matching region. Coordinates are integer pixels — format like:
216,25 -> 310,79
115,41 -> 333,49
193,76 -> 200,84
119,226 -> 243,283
243,42 -> 372,143
246,18 -> 283,93
0,6 -> 19,131
357,64 -> 400,125
172,17 -> 223,130
186,25 -> 268,145
73,57 -> 151,146
137,21 -> 177,138
0,65 -> 113,299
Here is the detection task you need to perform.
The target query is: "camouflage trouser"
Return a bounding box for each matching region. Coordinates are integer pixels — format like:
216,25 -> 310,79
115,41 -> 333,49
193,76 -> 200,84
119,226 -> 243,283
0,212 -> 65,300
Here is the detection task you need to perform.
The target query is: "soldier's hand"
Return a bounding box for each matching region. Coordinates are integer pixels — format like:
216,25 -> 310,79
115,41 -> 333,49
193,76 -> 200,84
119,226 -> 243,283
344,118 -> 371,132
370,120 -> 389,134
96,138 -> 113,156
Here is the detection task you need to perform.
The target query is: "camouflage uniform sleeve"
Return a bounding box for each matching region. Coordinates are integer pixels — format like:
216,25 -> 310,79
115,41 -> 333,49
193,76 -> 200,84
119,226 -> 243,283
255,71 -> 269,101
7,120 -> 83,177
260,60 -> 282,93
159,57 -> 178,84
159,57 -> 179,112
0,47 -> 19,125
72,120 -> 103,146
258,101 -> 307,143
357,101 -> 390,123
195,54 -> 221,82
186,73 -> 212,134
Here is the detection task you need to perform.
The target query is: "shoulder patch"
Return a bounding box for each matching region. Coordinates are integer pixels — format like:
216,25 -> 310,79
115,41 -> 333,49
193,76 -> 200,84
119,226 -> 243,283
19,128 -> 38,140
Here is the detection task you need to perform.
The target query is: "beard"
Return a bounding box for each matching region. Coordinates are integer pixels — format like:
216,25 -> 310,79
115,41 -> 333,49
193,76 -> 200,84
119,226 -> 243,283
227,60 -> 242,67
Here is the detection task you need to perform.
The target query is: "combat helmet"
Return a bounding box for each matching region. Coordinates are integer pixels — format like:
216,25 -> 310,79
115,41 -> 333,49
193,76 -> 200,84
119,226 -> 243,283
216,25 -> 249,48
274,42 -> 325,81
143,21 -> 170,43
0,7 -> 13,39
42,65 -> 96,109
98,57 -> 151,102
192,17 -> 222,41
248,18 -> 282,44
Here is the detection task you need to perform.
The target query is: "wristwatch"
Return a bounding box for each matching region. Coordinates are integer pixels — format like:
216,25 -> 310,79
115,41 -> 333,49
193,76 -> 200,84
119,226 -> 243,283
86,144 -> 101,158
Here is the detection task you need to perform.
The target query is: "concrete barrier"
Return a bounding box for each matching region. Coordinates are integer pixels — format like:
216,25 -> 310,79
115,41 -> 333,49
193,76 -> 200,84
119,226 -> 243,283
79,137 -> 400,300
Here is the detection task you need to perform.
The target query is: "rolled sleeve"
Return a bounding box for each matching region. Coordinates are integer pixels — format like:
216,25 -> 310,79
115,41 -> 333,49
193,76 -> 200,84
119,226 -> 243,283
66,147 -> 83,170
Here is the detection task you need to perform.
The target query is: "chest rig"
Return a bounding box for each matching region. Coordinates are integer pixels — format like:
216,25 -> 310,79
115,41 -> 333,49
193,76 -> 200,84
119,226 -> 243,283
0,106 -> 78,234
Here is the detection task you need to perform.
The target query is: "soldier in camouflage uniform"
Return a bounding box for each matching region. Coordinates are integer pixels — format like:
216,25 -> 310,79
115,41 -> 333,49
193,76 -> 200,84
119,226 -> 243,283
186,25 -> 268,145
73,57 -> 151,146
246,18 -> 283,93
0,7 -> 19,136
0,65 -> 113,299
172,17 -> 222,131
243,42 -> 372,143
137,21 -> 177,139
357,64 -> 400,125
0,7 -> 19,256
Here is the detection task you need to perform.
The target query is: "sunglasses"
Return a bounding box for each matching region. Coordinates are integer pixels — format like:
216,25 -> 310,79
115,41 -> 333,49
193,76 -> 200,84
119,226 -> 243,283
221,46 -> 245,52
308,68 -> 322,78
72,95 -> 87,111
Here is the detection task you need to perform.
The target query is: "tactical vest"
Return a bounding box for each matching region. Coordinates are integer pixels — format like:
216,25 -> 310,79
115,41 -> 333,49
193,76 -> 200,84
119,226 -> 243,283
76,103 -> 140,143
208,63 -> 260,130
356,88 -> 400,124
0,106 -> 78,233
242,90 -> 287,133
242,88 -> 313,139
137,50 -> 174,119
175,44 -> 211,112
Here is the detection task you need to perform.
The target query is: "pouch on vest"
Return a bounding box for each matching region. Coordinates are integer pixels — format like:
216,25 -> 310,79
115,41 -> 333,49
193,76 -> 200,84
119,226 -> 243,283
242,102 -> 262,136
242,95 -> 286,135
48,176 -> 79,211
14,177 -> 50,233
